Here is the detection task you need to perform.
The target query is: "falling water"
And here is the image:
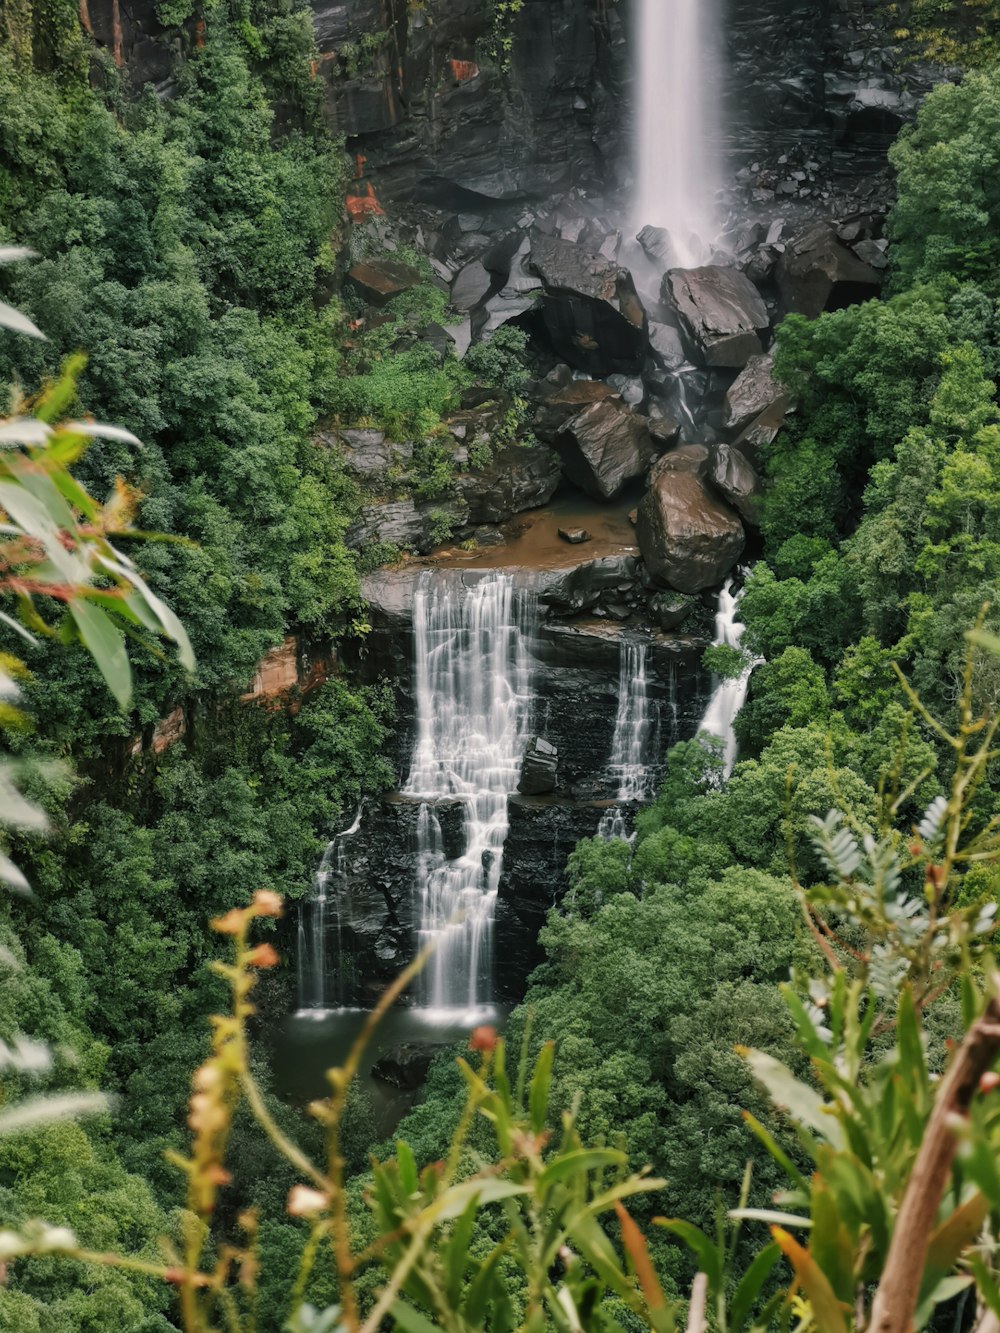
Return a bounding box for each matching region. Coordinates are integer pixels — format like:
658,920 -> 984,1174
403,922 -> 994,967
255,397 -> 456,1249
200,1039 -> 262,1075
698,576 -> 760,778
405,572 -> 534,1012
296,803 -> 365,1013
634,0 -> 722,267
599,638 -> 655,841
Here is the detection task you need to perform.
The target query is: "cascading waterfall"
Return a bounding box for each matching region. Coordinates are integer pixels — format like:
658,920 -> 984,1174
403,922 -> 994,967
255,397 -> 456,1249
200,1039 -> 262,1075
599,638 -> 655,841
296,803 -> 365,1013
698,576 -> 761,778
404,572 -> 534,1013
634,0 -> 722,267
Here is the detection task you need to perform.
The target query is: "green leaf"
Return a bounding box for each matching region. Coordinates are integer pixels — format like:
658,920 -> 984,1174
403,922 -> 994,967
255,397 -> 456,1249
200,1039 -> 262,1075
444,1195 -> 478,1307
436,1177 -> 528,1222
654,1219 -> 723,1289
728,1208 -> 813,1229
68,600 -> 131,709
396,1139 -> 419,1199
464,1237 -> 512,1325
389,1300 -> 438,1333
537,1149 -> 626,1194
740,1049 -> 844,1149
742,1111 -> 809,1190
729,1242 -> 781,1332
530,1041 -> 555,1133
925,1191 -> 988,1276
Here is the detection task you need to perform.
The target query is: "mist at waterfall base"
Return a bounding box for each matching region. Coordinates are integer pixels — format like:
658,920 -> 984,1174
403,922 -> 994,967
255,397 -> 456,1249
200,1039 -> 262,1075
633,0 -> 723,268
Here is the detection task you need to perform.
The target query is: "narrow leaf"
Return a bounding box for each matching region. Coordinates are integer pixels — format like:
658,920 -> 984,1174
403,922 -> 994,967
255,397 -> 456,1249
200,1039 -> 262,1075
771,1227 -> 849,1333
68,601 -> 131,709
615,1202 -> 666,1310
0,301 -> 45,340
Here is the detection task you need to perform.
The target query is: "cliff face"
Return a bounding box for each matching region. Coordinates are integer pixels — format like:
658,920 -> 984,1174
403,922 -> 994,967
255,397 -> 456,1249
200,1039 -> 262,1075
81,0 -> 941,207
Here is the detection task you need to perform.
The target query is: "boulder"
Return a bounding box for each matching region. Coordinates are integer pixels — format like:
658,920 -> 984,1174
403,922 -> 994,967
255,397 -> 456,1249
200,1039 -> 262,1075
723,353 -> 789,433
518,737 -> 558,794
528,231 -> 648,376
553,399 -> 658,501
663,266 -> 769,367
651,443 -> 711,476
450,259 -> 493,311
346,257 -> 423,307
455,442 -> 562,524
636,470 -> 745,593
647,320 -> 688,370
775,223 -> 882,319
532,379 -> 617,442
648,590 -> 697,631
709,444 -> 762,525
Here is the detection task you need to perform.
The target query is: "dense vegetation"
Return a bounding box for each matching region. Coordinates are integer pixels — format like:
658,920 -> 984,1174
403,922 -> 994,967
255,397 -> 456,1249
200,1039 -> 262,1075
2,0 -> 1000,1327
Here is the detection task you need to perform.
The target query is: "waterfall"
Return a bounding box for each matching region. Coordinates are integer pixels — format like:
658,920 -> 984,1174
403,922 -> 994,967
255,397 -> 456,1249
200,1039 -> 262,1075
599,638 -> 655,841
698,577 -> 760,778
404,572 -> 534,1012
634,0 -> 722,267
296,803 -> 365,1013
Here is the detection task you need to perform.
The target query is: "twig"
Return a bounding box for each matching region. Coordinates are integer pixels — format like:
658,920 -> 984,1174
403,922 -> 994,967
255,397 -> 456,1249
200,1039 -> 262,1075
869,983 -> 1000,1333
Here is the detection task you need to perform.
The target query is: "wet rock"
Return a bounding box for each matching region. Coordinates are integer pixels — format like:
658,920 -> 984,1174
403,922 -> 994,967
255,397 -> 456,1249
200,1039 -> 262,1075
606,373 -> 645,406
346,258 -> 423,307
648,416 -> 682,451
636,470 -> 745,593
647,320 -> 688,370
372,1042 -> 451,1091
532,379 -> 617,443
455,442 -> 562,524
733,398 -> 789,463
553,399 -> 658,501
775,222 -> 882,319
852,238 -> 890,271
518,737 -> 558,794
652,443 -> 712,476
663,266 -> 770,367
648,590 -> 697,631
709,443 -> 762,525
450,259 -> 494,311
529,232 -> 648,377
636,224 -> 675,268
347,497 -> 469,554
558,527 -> 592,544
722,353 -> 789,432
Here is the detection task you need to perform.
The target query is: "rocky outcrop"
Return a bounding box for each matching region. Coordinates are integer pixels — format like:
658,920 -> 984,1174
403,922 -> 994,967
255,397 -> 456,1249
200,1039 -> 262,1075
552,399 -> 658,501
518,737 -> 558,794
664,266 -> 770,368
455,442 -> 562,524
528,232 -> 648,376
708,444 -> 762,526
346,497 -> 468,554
636,467 -> 746,593
775,222 -> 883,318
346,257 -> 423,306
723,354 -> 788,432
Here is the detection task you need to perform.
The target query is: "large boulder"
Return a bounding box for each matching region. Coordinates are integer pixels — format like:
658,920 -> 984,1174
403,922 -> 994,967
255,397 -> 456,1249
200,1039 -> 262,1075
346,257 -> 423,307
455,442 -> 562,524
528,231 -> 648,376
553,399 -> 658,501
722,353 -> 789,432
532,379 -> 617,442
708,444 -> 762,526
636,470 -> 745,593
663,266 -> 769,367
775,223 -> 883,319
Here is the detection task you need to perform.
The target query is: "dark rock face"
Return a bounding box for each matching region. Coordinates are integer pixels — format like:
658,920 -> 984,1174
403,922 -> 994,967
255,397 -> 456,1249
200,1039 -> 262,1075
722,353 -> 788,432
518,737 -> 558,794
664,266 -> 770,368
317,428 -> 412,479
553,399 -> 658,501
346,497 -> 469,554
372,1041 -> 452,1090
455,442 -> 562,524
775,222 -> 883,318
709,443 -> 762,526
636,469 -> 746,593
528,232 -> 648,376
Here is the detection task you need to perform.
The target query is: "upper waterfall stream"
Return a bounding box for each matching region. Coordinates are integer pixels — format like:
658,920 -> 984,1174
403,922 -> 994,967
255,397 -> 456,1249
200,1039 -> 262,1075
634,0 -> 722,265
405,572 -> 535,1013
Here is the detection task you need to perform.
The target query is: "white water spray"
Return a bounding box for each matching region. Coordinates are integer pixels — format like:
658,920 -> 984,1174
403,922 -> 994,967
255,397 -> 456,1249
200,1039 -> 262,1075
634,0 -> 722,267
405,572 -> 534,1012
296,802 -> 365,1013
599,638 -> 655,841
698,577 -> 760,778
